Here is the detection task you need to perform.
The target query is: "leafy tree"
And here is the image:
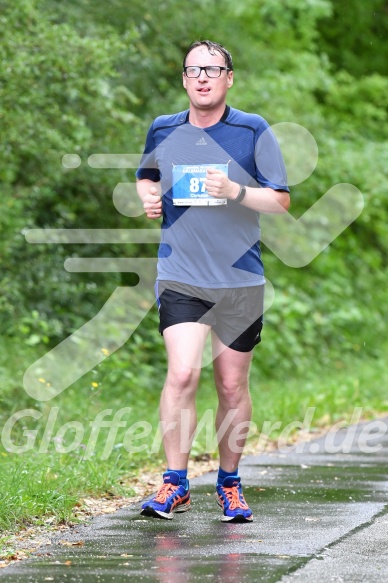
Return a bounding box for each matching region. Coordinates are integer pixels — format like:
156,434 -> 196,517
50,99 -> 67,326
317,0 -> 388,77
0,0 -> 146,339
1,0 -> 387,372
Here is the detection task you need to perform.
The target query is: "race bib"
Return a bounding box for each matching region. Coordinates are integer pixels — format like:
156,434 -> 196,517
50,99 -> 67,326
172,163 -> 228,206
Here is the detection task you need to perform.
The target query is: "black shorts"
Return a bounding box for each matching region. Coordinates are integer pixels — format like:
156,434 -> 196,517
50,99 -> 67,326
155,281 -> 264,353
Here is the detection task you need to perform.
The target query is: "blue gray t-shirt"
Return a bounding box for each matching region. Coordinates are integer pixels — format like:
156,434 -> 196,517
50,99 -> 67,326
136,105 -> 289,289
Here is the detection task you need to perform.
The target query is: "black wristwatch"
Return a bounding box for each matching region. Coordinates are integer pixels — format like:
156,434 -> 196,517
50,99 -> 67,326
234,185 -> 246,203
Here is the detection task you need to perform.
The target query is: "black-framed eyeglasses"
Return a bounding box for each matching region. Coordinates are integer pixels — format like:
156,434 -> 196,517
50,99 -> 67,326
183,66 -> 231,78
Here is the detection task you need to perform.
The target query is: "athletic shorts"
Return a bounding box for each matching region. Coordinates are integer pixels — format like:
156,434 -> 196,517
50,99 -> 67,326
155,281 -> 264,353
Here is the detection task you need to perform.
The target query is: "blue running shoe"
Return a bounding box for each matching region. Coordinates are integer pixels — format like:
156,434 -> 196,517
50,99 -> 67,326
216,476 -> 253,523
140,471 -> 191,520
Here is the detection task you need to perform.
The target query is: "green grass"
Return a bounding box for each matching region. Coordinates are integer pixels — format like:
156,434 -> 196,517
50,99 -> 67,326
192,347 -> 388,454
0,458 -> 78,530
0,336 -> 387,541
249,348 -> 388,429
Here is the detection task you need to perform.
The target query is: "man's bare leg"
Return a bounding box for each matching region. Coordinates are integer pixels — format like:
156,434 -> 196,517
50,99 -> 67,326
160,322 -> 210,469
211,334 -> 254,521
212,333 -> 253,471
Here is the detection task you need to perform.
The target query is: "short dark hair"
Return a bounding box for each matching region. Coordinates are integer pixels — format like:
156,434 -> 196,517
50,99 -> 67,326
183,40 -> 233,71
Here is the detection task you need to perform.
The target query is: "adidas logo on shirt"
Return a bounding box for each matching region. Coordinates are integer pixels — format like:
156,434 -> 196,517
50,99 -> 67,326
196,137 -> 207,145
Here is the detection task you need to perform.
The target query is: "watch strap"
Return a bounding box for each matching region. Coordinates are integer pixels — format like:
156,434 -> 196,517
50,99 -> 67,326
234,185 -> 246,203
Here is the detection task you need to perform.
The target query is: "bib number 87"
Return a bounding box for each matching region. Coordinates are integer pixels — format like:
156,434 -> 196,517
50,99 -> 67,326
189,177 -> 206,193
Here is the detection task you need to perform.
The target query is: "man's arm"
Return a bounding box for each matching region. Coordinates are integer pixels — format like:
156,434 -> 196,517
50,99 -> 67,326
235,185 -> 290,214
136,179 -> 163,219
205,167 -> 290,213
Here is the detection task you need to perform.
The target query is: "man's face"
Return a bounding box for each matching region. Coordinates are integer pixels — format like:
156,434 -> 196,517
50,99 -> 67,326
182,46 -> 233,111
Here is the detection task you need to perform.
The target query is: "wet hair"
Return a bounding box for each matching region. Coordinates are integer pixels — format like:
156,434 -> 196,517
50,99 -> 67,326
183,40 -> 233,70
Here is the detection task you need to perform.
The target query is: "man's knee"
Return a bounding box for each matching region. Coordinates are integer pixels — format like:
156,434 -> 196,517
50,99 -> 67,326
165,365 -> 200,394
216,376 -> 249,405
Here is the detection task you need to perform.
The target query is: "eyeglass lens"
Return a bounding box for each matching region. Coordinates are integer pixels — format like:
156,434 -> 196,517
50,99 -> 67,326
185,66 -> 224,78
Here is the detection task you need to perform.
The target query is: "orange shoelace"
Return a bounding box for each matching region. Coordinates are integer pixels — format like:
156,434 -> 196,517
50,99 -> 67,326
221,487 -> 249,510
154,483 -> 179,503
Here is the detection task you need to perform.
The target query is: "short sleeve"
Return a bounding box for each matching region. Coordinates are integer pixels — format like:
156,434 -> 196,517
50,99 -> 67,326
254,124 -> 289,192
136,122 -> 161,182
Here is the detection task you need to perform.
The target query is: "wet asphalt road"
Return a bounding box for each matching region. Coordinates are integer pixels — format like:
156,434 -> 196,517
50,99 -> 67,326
1,418 -> 387,582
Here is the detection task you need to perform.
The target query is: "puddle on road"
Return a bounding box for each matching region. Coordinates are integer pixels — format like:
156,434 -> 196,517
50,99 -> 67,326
0,465 -> 386,582
0,553 -> 305,583
247,464 -> 388,504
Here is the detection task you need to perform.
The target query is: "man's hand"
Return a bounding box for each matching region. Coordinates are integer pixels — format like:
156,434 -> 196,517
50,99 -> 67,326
205,167 -> 239,200
142,186 -> 163,219
205,168 -> 290,213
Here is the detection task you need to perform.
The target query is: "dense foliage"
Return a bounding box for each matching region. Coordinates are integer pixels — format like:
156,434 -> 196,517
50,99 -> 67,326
1,0 -> 388,538
1,0 -> 387,377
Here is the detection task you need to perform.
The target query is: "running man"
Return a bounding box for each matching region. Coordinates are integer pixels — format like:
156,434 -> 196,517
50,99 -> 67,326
136,40 -> 290,522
